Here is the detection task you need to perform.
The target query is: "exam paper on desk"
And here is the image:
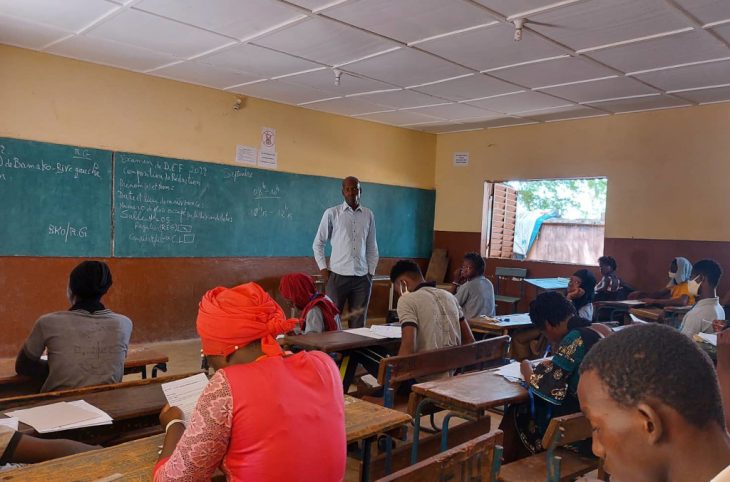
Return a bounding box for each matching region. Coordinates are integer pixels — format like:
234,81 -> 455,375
162,373 -> 210,421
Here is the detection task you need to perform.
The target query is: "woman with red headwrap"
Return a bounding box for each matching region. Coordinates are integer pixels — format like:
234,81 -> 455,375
279,273 -> 342,334
153,282 -> 346,481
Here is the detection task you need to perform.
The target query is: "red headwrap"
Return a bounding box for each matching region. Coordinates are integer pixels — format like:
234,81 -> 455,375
279,273 -> 340,332
196,282 -> 298,357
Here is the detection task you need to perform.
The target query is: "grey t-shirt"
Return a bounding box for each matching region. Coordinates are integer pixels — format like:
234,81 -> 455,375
22,309 -> 133,392
455,276 -> 496,320
304,304 -> 343,334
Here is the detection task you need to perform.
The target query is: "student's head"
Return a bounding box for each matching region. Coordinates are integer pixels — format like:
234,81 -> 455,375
528,291 -> 577,344
342,176 -> 361,208
669,257 -> 692,284
569,269 -> 596,308
598,256 -> 617,276
390,260 -> 425,296
197,282 -> 298,371
689,259 -> 723,299
579,324 -> 725,482
461,252 -> 485,280
279,273 -> 317,310
67,260 -> 113,304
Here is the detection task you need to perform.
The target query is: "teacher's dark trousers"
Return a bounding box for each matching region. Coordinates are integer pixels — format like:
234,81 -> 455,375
326,273 -> 372,328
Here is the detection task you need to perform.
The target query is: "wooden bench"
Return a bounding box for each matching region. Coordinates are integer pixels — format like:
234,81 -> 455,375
375,430 -> 503,482
498,413 -> 606,482
495,267 -> 528,314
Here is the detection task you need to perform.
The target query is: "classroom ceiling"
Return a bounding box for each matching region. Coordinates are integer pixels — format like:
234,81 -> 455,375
2,0 -> 730,133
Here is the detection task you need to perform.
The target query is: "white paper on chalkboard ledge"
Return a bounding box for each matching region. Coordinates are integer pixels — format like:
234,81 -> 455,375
235,145 -> 257,165
258,150 -> 278,169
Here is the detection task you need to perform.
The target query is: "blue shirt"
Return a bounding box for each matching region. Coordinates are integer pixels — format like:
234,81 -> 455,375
313,202 -> 378,277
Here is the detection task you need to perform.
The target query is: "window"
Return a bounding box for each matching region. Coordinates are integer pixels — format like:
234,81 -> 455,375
483,178 -> 607,265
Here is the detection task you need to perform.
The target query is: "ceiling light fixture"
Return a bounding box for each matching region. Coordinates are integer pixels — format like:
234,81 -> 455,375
334,69 -> 342,87
513,18 -> 525,42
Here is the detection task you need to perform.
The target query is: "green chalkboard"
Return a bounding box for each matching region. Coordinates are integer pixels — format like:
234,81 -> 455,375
0,137 -> 112,256
113,152 -> 434,258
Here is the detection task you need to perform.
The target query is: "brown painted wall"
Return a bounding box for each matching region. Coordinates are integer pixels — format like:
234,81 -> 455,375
434,230 -> 730,315
0,257 -> 422,358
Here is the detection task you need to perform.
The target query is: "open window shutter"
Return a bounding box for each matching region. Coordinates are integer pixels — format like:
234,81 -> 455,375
487,183 -> 517,258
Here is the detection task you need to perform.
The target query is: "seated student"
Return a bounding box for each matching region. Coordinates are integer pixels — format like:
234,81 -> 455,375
593,256 -> 628,302
628,256 -> 695,307
0,427 -> 98,469
680,259 -> 725,337
154,282 -> 345,481
279,273 -> 341,334
453,252 -> 496,320
578,324 -> 730,482
567,269 -> 596,320
500,291 -> 607,462
16,261 -> 133,392
390,260 -> 475,377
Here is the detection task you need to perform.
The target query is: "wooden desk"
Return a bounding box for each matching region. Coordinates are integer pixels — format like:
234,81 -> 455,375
409,370 -> 528,463
469,314 -> 533,336
525,278 -> 569,293
280,330 -> 400,392
0,346 -> 170,396
3,395 -> 410,482
594,300 -> 646,322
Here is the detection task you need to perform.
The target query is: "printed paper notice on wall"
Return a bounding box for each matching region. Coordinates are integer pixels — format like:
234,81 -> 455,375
258,150 -> 278,169
235,145 -> 257,165
260,127 -> 276,153
453,152 -> 469,167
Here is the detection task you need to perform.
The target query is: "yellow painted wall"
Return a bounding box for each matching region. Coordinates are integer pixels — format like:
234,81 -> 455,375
435,102 -> 730,241
0,45 -> 435,189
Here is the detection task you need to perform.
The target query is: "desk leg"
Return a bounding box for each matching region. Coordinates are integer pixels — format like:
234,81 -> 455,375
140,366 -> 147,380
152,363 -> 167,378
384,434 -> 393,475
361,436 -> 373,482
410,398 -> 435,465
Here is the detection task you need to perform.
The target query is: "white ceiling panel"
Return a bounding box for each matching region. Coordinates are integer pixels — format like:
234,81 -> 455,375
86,9 -> 234,58
472,0 -> 573,18
412,74 -> 522,101
404,103 -> 496,121
490,56 -> 616,89
0,0 -> 119,32
228,79 -> 334,105
0,14 -> 71,49
284,0 -> 335,11
253,16 -> 397,66
198,44 -> 322,78
633,58 -> 730,91
283,69 -> 396,96
151,61 -> 262,89
538,76 -> 659,102
47,35 -> 178,71
588,29 -> 730,74
674,84 -> 730,103
419,23 -> 566,72
522,105 -> 607,122
133,0 -> 305,40
352,89 -> 446,108
466,91 -> 573,113
417,123 -> 482,133
344,48 -> 472,87
674,0 -> 730,25
305,97 -> 388,115
323,0 -> 497,44
529,0 -> 692,51
477,117 -> 539,128
585,94 -> 691,113
355,109 -> 446,126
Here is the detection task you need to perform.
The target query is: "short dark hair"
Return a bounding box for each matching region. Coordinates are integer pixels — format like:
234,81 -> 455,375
598,256 -> 617,270
693,259 -> 723,287
581,324 -> 724,429
463,252 -> 485,275
389,260 -> 423,283
528,291 -> 576,330
69,260 -> 113,300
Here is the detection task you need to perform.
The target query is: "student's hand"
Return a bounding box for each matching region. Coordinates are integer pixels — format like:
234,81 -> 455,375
718,330 -> 730,367
159,404 -> 184,428
319,268 -> 331,284
567,288 -> 585,300
520,360 -> 533,381
714,320 -> 727,333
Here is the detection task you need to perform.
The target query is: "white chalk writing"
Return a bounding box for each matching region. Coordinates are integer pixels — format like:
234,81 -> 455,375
48,223 -> 88,243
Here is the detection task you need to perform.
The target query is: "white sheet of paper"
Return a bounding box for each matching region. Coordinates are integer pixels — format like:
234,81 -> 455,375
0,418 -> 19,431
162,373 -> 210,421
235,145 -> 257,165
699,332 -> 718,346
344,327 -> 387,339
6,402 -> 99,434
494,313 -> 532,326
257,150 -> 277,169
616,300 -> 646,306
370,325 -> 402,338
40,401 -> 113,433
629,314 -> 647,323
493,358 -> 553,383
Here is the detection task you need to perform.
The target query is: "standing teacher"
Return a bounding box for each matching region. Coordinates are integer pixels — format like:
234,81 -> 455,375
313,176 -> 378,328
